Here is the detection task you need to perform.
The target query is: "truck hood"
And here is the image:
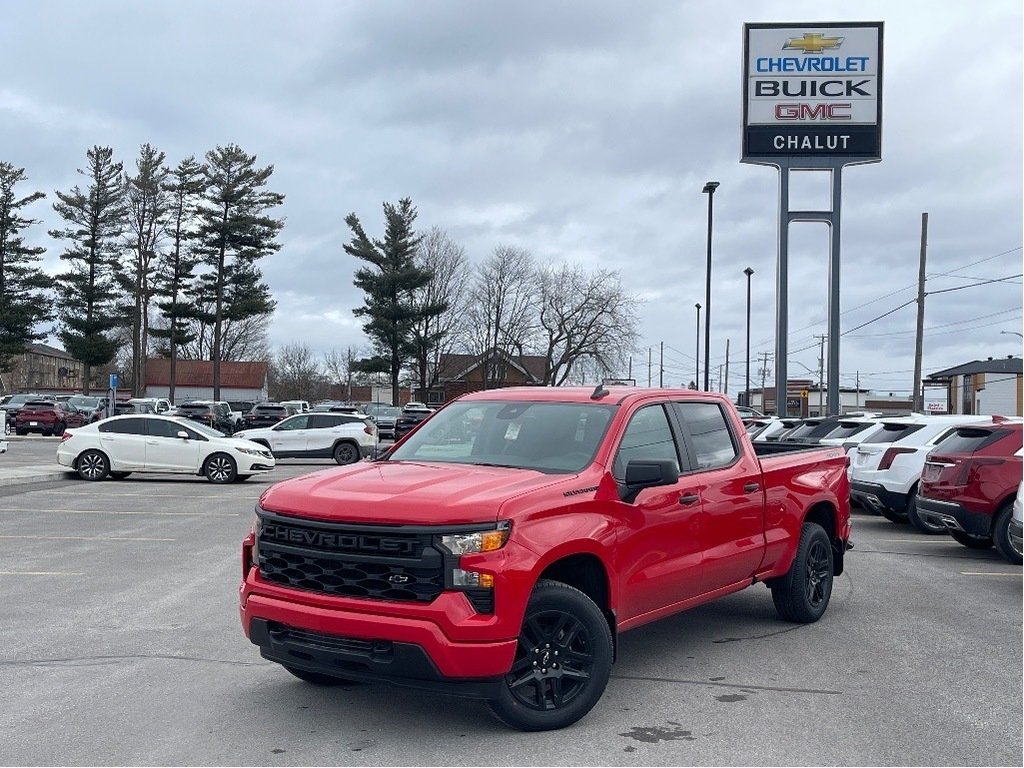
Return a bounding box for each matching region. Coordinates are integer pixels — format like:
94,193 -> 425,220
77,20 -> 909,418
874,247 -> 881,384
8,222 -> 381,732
259,460 -> 571,525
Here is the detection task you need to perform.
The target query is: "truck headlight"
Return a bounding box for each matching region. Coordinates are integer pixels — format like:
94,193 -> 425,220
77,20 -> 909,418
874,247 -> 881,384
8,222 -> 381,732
440,522 -> 511,555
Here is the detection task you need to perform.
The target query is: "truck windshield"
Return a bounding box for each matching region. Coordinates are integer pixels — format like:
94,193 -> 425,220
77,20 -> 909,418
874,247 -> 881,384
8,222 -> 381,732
388,401 -> 615,473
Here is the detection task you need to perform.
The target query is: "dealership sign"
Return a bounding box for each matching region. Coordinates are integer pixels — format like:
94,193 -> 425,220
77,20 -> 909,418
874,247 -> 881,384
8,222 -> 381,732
742,22 -> 883,161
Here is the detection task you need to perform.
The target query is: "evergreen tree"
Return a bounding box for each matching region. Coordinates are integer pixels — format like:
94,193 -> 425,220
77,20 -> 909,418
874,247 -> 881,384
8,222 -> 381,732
51,146 -> 127,394
0,163 -> 51,374
344,198 -> 439,405
197,144 -> 284,399
151,156 -> 205,404
117,143 -> 170,395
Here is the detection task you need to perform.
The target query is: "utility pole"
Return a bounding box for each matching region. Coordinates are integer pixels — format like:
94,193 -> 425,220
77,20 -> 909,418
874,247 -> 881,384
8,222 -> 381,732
717,363 -> 723,393
647,347 -> 652,388
659,342 -> 664,388
856,370 -> 860,409
758,352 -> 772,411
724,338 -> 730,395
912,212 -> 928,412
628,356 -> 632,381
816,334 -> 826,415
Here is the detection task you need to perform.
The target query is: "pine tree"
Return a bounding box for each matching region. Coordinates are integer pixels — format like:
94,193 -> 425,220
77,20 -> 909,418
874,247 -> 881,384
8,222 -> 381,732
0,162 -> 51,374
51,146 -> 127,394
118,143 -> 170,395
344,198 -> 441,405
151,156 -> 205,404
197,144 -> 284,399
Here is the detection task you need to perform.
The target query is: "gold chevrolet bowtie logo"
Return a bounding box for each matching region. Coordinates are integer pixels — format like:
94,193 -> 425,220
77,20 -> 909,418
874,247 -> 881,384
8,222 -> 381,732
783,33 -> 844,54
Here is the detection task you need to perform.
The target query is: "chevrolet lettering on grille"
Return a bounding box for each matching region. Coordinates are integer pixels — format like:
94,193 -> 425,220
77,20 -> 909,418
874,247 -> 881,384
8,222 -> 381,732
262,524 -> 416,555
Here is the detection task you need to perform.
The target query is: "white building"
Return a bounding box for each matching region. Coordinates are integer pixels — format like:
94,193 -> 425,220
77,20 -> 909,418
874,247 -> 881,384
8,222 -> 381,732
926,356 -> 1022,417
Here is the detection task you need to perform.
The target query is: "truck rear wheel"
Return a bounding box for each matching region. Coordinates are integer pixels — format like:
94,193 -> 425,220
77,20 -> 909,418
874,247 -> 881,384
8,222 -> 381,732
770,522 -> 833,623
487,579 -> 612,731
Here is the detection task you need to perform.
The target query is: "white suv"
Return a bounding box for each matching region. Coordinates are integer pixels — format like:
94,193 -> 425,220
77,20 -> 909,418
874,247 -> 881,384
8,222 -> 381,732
850,414 -> 998,531
234,411 -> 377,465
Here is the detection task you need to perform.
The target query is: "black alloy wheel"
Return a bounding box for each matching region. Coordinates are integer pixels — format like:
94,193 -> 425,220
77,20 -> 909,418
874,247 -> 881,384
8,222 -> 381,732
770,522 -> 834,623
487,580 -> 612,731
333,442 -> 360,465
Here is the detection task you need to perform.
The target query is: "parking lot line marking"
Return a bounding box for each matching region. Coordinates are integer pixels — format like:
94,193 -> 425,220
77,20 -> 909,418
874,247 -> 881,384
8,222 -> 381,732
0,535 -> 175,542
30,491 -> 263,500
959,571 -> 1023,577
0,508 -> 238,517
0,571 -> 84,576
877,539 -> 956,544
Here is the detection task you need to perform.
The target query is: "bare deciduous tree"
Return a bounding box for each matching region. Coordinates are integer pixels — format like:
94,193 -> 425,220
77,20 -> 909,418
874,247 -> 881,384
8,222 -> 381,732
178,308 -> 269,363
465,245 -> 538,388
410,227 -> 471,390
537,265 -> 640,385
322,345 -> 364,400
269,342 -> 324,401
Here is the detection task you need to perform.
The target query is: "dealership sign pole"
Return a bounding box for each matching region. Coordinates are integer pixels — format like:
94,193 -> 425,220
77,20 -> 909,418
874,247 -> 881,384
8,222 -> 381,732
741,21 -> 882,415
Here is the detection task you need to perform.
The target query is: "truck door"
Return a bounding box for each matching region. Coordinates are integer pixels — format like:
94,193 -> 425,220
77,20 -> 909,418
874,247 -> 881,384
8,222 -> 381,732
670,401 -> 765,592
613,403 -> 705,621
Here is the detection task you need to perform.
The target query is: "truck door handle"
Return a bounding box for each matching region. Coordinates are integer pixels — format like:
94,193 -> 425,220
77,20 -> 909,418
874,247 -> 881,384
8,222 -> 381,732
743,482 -> 761,494
678,493 -> 700,506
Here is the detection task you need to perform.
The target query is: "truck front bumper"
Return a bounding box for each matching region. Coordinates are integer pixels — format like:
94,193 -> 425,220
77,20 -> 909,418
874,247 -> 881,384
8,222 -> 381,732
248,617 -> 503,699
240,588 -> 517,697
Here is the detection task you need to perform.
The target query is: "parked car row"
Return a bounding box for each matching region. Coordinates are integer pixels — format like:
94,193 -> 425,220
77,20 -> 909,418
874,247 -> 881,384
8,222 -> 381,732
743,411 -> 1023,564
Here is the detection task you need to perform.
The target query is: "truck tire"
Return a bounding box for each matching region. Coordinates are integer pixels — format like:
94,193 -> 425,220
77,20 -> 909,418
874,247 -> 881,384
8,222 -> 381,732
283,666 -> 356,686
949,530 -> 993,550
770,522 -> 833,623
992,503 -> 1022,565
487,579 -> 612,732
333,441 -> 359,465
906,492 -> 946,535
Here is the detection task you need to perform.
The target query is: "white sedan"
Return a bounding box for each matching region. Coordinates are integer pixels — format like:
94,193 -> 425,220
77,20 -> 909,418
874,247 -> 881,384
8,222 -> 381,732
57,414 -> 275,483
233,411 -> 377,465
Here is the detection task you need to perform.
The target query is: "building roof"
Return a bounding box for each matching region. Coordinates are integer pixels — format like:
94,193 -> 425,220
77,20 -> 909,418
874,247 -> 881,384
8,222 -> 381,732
437,351 -> 547,383
144,359 -> 269,389
26,343 -> 77,360
927,356 -> 1022,379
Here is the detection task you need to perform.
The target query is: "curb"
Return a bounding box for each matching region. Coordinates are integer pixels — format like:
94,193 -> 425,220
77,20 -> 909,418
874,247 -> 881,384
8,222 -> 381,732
0,469 -> 72,488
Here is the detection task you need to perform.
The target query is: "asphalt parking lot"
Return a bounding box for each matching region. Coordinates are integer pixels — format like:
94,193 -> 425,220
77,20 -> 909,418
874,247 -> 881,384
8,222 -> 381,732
0,440 -> 1021,766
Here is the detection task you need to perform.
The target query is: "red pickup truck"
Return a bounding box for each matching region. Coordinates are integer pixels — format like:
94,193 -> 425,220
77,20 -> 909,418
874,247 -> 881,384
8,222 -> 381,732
240,387 -> 851,730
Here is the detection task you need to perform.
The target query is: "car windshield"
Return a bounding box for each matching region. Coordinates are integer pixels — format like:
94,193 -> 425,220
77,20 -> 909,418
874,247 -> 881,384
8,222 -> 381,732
254,406 -> 284,414
378,407 -> 402,419
172,417 -> 224,438
8,394 -> 36,405
177,404 -> 211,412
24,401 -> 57,408
69,396 -> 102,408
388,401 -> 615,474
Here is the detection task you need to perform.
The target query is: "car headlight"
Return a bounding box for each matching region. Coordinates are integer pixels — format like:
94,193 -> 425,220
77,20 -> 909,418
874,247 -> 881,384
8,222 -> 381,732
235,446 -> 264,456
439,522 -> 511,555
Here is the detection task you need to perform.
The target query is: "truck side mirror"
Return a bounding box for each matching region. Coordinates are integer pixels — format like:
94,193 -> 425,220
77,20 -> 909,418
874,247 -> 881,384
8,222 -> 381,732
619,459 -> 679,503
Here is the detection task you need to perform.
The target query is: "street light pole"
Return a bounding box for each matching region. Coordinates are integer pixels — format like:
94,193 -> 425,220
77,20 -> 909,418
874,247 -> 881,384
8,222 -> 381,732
1001,330 -> 1024,338
695,303 -> 701,389
744,267 -> 753,407
702,181 -> 719,391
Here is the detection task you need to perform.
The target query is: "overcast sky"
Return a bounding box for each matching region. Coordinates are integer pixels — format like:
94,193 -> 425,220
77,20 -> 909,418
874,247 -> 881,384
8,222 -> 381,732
2,0 -> 1021,397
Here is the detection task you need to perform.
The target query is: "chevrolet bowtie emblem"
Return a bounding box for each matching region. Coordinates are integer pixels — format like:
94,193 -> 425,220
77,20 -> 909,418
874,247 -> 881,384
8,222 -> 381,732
783,33 -> 844,54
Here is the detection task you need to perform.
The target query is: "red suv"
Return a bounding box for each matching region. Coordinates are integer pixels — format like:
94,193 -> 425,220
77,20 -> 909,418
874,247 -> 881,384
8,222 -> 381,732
916,419 -> 1022,564
14,400 -> 87,436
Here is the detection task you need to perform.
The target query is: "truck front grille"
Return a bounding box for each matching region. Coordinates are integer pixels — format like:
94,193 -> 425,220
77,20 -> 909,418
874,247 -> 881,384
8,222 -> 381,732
256,513 -> 445,603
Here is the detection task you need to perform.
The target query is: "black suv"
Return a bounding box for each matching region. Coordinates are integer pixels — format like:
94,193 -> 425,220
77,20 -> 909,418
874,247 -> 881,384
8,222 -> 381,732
243,402 -> 295,429
176,401 -> 235,433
